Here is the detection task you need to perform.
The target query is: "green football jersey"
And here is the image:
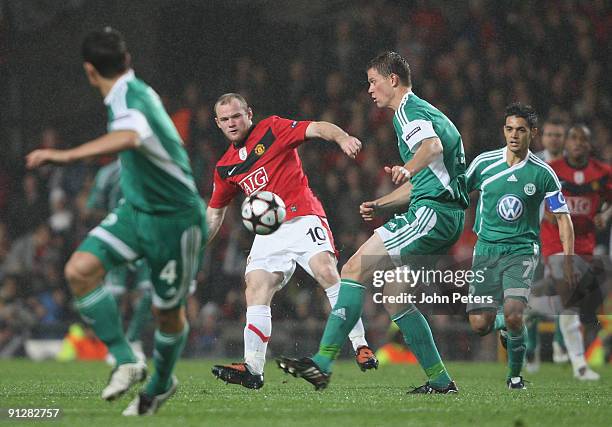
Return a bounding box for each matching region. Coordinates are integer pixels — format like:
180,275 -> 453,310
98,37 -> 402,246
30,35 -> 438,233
86,160 -> 122,212
466,148 -> 569,247
392,92 -> 468,209
104,70 -> 199,213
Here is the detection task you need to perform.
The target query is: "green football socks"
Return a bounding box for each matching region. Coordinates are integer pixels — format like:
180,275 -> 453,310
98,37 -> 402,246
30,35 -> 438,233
525,315 -> 539,359
75,287 -> 136,365
145,324 -> 189,396
312,279 -> 365,373
126,289 -> 152,342
393,305 -> 452,388
507,325 -> 527,379
494,312 -> 506,331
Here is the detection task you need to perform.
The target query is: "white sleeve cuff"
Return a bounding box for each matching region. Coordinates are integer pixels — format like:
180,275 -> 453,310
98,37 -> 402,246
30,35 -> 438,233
109,109 -> 153,140
401,119 -> 437,152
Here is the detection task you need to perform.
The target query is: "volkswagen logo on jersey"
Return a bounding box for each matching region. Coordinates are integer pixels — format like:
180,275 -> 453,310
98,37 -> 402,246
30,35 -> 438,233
497,195 -> 524,222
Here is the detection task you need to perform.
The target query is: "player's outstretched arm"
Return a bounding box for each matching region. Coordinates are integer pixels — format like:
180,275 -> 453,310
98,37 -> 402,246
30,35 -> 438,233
304,121 -> 362,159
206,206 -> 228,244
26,130 -> 140,169
386,137 -> 443,185
360,181 -> 413,221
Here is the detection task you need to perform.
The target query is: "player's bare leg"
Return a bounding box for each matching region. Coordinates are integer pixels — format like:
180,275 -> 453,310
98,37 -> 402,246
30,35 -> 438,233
377,264 -> 455,393
468,297 -> 528,389
65,251 -> 107,297
308,251 -> 377,371
123,306 -> 186,416
66,252 -> 144,400
279,233 -> 455,392
468,310 -> 497,337
278,234 -> 391,388
213,269 -> 282,389
341,233 -> 395,284
554,255 -> 600,380
380,275 -> 457,393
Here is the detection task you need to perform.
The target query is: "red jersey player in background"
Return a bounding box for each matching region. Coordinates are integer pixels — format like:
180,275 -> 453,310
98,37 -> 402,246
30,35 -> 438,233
525,118 -> 570,372
206,93 -> 378,389
539,124 -> 612,380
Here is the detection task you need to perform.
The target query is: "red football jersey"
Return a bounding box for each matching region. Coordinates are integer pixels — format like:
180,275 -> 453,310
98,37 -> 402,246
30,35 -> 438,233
209,116 -> 327,221
541,157 -> 612,256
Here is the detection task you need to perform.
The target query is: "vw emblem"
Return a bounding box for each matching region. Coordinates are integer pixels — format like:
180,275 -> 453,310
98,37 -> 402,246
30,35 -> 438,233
497,195 -> 524,222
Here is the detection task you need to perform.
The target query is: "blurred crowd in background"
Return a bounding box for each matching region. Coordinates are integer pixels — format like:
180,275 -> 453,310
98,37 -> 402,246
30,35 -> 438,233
1,0 -> 611,359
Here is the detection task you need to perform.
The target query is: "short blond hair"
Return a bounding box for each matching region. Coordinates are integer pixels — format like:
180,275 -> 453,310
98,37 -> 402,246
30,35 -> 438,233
214,93 -> 249,116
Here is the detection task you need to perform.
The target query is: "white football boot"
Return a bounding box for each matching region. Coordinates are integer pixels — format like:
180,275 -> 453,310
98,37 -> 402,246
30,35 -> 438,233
574,365 -> 600,381
123,376 -> 178,416
101,361 -> 147,401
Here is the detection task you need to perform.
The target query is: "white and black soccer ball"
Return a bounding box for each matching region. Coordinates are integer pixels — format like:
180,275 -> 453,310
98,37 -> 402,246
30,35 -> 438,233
241,191 -> 286,235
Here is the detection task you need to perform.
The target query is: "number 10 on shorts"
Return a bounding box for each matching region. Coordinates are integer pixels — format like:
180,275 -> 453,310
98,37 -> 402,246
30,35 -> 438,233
307,227 -> 326,244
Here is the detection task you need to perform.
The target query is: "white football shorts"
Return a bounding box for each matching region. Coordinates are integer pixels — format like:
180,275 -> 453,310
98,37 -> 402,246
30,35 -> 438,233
245,215 -> 336,288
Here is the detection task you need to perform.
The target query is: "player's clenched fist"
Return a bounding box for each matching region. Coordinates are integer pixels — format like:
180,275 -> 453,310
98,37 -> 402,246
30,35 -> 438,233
384,165 -> 411,185
563,257 -> 580,289
338,135 -> 362,159
360,201 -> 378,221
25,149 -> 68,169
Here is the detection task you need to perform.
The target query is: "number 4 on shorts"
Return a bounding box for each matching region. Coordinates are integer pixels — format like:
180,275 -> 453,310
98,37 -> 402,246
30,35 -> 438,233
160,260 -> 177,284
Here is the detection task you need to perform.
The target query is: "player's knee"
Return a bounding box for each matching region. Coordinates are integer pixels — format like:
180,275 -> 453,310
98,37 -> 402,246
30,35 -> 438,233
245,273 -> 278,304
504,312 -> 523,332
64,261 -> 79,284
245,274 -> 269,292
314,263 -> 340,287
340,255 -> 362,282
153,306 -> 185,334
65,258 -> 95,296
469,315 -> 493,336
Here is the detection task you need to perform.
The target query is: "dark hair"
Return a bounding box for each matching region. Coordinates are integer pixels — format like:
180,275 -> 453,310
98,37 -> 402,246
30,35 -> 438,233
367,51 -> 411,87
504,102 -> 538,129
81,27 -> 129,78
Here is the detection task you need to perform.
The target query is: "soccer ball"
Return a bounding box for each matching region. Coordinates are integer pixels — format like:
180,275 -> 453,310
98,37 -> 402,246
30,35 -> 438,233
241,191 -> 286,235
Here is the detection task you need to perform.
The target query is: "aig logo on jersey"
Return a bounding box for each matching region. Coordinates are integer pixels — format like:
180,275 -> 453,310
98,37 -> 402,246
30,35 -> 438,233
497,195 -> 524,222
239,166 -> 269,195
567,196 -> 591,215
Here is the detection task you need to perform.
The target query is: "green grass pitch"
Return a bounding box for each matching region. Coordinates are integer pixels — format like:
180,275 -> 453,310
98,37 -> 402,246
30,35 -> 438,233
1,359 -> 610,426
